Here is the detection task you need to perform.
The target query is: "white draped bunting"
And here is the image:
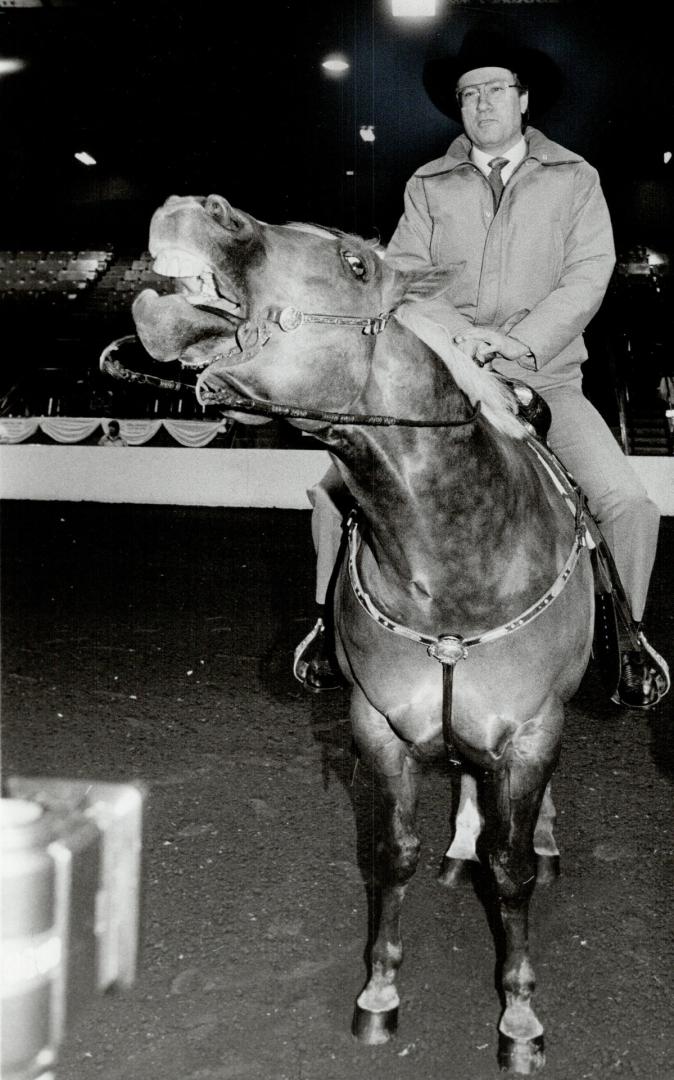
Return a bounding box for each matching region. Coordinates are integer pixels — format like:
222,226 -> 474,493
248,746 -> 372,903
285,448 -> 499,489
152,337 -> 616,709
0,417 -> 230,447
0,418 -> 40,443
40,418 -> 102,444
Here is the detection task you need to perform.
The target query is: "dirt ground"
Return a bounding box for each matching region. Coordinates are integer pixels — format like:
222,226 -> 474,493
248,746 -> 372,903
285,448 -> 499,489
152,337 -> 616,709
2,501 -> 673,1080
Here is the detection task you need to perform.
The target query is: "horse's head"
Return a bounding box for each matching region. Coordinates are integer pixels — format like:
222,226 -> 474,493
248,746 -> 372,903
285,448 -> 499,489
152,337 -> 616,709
132,195 -> 448,425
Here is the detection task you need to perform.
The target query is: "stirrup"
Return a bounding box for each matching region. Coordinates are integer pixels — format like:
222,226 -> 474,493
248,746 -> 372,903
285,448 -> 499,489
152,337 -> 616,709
293,617 -> 344,693
610,631 -> 670,710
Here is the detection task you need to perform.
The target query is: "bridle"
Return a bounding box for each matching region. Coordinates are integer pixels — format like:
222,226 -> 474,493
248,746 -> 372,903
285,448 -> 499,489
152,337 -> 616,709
99,300 -> 482,429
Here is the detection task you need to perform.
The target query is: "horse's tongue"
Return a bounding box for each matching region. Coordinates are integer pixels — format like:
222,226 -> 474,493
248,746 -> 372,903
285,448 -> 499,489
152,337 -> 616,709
132,289 -> 231,361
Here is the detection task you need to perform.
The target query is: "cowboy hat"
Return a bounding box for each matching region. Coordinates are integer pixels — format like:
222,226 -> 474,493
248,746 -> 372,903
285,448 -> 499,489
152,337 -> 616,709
423,28 -> 565,122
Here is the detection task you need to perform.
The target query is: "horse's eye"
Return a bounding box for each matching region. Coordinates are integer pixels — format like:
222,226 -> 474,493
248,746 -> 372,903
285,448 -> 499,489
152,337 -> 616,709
342,251 -> 367,280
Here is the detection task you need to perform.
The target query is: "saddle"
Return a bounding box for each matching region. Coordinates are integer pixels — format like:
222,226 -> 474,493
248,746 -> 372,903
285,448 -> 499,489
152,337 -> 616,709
499,374 -> 552,442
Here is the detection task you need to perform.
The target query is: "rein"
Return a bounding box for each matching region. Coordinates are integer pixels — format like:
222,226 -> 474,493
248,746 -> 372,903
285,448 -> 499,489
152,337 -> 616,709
195,391 -> 481,428
99,299 -> 483,428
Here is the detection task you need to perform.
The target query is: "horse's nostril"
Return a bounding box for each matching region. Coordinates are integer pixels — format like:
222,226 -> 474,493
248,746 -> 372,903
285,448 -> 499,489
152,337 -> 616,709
205,195 -> 232,225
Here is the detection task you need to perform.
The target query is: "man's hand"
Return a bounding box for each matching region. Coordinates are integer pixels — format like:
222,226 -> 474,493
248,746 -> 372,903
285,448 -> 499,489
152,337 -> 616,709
453,326 -> 532,366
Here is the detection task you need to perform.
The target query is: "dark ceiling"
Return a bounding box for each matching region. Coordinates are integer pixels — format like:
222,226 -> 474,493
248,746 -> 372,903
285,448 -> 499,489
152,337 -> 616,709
0,0 -> 672,252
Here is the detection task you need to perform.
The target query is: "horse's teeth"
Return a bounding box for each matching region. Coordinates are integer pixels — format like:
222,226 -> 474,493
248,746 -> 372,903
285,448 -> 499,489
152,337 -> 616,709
199,272 -> 218,298
153,251 -> 208,278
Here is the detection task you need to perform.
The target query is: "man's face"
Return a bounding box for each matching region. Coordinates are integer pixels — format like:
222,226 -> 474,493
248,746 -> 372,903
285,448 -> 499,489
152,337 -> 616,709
456,65 -> 528,154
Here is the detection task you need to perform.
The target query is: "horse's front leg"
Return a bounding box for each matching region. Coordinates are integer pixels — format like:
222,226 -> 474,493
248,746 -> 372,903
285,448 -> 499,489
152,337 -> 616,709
350,687 -> 422,1045
482,712 -> 563,1075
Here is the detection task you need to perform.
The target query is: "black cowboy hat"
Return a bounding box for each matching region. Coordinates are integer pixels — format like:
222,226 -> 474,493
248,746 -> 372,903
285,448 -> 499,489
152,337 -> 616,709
423,28 -> 565,122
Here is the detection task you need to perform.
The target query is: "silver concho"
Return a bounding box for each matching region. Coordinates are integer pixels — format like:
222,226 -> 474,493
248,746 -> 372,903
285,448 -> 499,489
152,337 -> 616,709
427,635 -> 468,666
277,306 -> 304,332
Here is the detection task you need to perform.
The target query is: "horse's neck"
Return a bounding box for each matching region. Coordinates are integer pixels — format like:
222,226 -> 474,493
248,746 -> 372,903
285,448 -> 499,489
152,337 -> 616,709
333,322 -> 502,524
334,428 -> 565,633
325,333 -> 567,632
357,321 -> 471,426
332,326 -> 482,562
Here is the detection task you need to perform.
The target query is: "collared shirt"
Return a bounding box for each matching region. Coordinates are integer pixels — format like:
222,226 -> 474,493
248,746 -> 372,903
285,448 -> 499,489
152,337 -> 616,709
470,137 -> 527,185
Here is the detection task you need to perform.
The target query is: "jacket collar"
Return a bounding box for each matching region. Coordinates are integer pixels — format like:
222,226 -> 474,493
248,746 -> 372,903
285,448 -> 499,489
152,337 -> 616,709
414,127 -> 584,178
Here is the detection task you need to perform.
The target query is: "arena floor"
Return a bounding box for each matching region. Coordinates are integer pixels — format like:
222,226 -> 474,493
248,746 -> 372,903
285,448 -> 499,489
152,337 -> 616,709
2,502 -> 673,1080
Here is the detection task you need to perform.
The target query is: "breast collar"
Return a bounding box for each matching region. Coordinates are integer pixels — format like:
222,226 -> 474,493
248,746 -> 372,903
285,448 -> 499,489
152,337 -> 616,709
346,438 -> 592,668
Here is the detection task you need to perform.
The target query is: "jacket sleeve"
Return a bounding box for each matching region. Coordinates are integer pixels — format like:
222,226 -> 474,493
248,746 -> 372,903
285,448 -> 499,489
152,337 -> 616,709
507,165 -> 616,369
385,176 -> 474,336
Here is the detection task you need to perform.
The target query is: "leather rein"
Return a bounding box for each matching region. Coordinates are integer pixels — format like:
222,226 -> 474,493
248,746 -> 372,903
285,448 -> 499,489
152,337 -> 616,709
99,301 -> 481,429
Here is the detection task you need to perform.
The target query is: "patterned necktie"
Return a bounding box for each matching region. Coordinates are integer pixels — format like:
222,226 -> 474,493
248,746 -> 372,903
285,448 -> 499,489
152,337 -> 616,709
487,156 -> 509,210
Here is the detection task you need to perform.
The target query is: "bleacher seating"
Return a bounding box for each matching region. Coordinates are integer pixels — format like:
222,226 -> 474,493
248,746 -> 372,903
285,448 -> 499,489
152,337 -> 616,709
0,250 -> 113,302
0,249 -> 175,311
0,249 -> 182,423
0,249 -> 250,433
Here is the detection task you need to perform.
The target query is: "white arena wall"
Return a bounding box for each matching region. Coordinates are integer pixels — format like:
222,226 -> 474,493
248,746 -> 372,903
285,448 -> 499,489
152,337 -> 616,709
1,445 -> 673,514
0,446 -> 329,509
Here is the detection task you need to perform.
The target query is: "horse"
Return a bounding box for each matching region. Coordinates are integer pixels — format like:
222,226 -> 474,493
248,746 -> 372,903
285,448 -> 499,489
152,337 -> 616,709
128,194 -> 596,1075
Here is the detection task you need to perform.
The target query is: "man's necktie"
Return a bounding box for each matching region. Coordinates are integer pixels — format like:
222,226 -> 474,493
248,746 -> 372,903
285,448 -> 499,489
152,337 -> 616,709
487,156 -> 509,210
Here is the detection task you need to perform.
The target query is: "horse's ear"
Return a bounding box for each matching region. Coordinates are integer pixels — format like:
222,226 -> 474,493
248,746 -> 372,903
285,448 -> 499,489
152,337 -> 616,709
395,267 -> 454,305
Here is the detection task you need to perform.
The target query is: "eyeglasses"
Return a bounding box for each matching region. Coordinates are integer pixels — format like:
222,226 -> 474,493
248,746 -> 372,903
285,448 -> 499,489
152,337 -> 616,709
456,80 -> 521,109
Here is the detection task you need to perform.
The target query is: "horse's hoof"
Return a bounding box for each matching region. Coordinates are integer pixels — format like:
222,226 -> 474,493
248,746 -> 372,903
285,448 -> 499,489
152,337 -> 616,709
352,1003 -> 398,1044
535,854 -> 560,885
498,1033 -> 545,1074
437,856 -> 471,888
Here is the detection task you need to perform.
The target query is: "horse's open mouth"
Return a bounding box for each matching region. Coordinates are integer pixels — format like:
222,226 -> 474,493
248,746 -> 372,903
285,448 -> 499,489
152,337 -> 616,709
153,248 -> 244,320
133,246 -> 248,368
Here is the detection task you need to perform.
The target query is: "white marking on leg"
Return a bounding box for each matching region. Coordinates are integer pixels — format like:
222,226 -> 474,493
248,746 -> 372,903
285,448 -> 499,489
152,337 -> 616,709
357,978 -> 400,1014
446,772 -> 482,862
533,782 -> 559,857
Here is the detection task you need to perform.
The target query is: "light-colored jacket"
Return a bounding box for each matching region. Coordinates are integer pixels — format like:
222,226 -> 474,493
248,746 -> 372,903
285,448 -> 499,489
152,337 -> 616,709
386,127 -> 616,391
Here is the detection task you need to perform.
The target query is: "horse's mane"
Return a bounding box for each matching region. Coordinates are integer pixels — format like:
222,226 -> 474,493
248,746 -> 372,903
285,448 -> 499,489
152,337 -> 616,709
394,297 -> 526,440
423,340 -> 525,441
286,222 -> 525,440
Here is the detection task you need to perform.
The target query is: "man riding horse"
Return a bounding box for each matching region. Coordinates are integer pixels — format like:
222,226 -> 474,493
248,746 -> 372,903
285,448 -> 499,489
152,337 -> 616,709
294,28 -> 669,711
116,29 -> 668,1074
126,184 -> 641,1071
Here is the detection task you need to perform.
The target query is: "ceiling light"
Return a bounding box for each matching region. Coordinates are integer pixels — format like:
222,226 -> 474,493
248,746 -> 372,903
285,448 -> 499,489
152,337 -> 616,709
321,56 -> 350,74
0,58 -> 26,76
74,152 -> 97,167
392,0 -> 436,15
